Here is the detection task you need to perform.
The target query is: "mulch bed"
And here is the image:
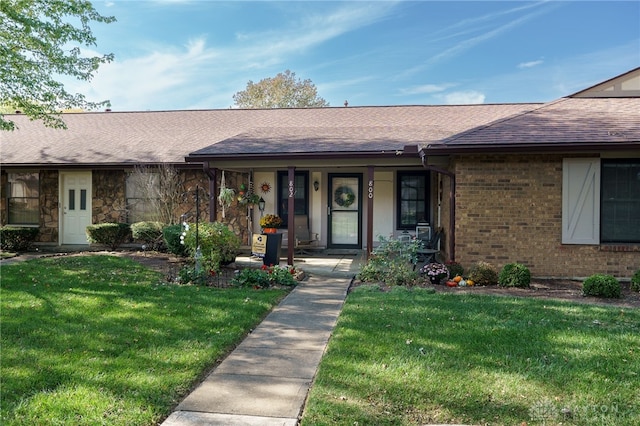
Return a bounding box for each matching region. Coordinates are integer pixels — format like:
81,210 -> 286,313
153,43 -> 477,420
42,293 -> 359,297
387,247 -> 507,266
350,278 -> 640,309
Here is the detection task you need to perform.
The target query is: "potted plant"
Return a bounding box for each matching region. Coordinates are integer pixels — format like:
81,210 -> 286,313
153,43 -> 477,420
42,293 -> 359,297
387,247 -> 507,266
260,214 -> 282,233
420,262 -> 449,284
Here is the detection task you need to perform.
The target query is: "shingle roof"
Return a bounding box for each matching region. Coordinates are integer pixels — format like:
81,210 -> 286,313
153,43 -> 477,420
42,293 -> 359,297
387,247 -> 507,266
1,104 -> 537,166
426,97 -> 640,153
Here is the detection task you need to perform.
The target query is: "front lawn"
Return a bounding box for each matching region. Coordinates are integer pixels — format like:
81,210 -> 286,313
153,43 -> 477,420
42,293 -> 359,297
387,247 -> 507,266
302,286 -> 640,425
1,255 -> 288,425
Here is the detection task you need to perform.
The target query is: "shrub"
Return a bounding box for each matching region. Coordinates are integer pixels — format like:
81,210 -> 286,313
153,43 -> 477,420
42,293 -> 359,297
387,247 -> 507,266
498,263 -> 531,288
356,236 -> 420,286
445,261 -> 464,279
0,226 -> 39,251
131,221 -> 165,250
232,265 -> 298,288
582,274 -> 621,298
86,223 -> 131,250
183,221 -> 240,268
468,261 -> 498,286
162,224 -> 187,256
630,269 -> 640,292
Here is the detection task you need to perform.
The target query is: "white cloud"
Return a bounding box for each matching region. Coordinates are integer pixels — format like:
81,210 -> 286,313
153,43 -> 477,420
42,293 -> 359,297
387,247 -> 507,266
64,2 -> 400,111
399,83 -> 456,96
439,91 -> 486,105
518,60 -> 544,69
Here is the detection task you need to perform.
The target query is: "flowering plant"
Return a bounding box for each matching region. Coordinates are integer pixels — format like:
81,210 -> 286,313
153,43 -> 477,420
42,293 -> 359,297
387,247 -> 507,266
260,214 -> 282,228
420,262 -> 449,283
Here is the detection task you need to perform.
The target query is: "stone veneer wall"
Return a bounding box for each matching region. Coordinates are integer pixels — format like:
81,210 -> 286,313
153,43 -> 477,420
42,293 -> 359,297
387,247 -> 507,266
39,170 -> 59,242
454,154 -> 638,279
93,170 -> 127,223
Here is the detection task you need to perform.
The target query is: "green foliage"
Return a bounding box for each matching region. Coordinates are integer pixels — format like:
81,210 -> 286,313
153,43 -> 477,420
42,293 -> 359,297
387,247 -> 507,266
356,236 -> 420,286
631,269 -> 640,292
233,70 -> 329,109
183,221 -> 240,268
583,274 -> 621,298
0,226 -> 39,251
131,221 -> 165,250
445,261 -> 464,279
85,223 -> 131,250
232,265 -> 298,288
498,262 -> 531,288
162,224 -> 187,256
468,261 -> 498,286
177,265 -> 209,286
0,0 -> 115,131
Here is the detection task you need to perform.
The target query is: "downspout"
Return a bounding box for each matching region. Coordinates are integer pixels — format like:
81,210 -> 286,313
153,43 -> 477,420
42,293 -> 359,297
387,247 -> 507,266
420,151 -> 455,262
202,163 -> 217,222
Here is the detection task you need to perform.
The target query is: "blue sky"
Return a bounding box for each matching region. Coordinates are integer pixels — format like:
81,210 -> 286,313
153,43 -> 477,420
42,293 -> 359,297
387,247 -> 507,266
75,1 -> 640,111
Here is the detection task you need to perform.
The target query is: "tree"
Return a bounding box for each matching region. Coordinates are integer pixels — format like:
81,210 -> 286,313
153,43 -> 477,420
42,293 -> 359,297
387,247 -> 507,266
233,70 -> 329,109
0,0 -> 115,131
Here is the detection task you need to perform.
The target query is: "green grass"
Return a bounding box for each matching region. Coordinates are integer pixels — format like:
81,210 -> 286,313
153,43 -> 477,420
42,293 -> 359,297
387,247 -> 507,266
302,285 -> 640,426
1,255 -> 288,425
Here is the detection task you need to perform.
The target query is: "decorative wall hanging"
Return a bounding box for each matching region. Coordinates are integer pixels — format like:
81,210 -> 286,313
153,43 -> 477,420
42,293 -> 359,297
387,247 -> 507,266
260,182 -> 272,194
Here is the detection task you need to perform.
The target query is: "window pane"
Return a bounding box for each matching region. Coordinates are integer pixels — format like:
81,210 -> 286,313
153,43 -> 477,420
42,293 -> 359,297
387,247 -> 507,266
7,172 -> 39,225
80,189 -> 87,210
397,172 -> 428,229
69,189 -> 75,210
8,198 -> 39,224
126,171 -> 160,223
601,160 -> 640,243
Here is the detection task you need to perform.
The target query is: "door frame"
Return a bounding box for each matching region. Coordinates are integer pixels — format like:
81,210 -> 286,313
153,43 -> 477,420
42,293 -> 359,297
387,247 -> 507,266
59,171 -> 93,245
327,173 -> 362,249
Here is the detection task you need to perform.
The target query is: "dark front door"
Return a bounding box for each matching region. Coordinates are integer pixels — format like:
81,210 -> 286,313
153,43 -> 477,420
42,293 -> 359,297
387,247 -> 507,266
328,174 -> 362,248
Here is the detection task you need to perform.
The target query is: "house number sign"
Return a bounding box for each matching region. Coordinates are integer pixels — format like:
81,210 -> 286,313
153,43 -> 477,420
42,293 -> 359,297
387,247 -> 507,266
368,180 -> 374,199
289,180 -> 295,198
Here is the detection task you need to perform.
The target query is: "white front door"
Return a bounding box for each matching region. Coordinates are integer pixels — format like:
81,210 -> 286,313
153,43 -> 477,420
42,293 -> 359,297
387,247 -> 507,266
61,172 -> 92,244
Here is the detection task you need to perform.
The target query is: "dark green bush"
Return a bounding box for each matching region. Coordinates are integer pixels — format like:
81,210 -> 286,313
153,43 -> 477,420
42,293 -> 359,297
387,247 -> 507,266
183,221 -> 240,270
582,274 -> 621,298
498,263 -> 531,288
86,223 -> 131,250
356,236 -> 420,286
631,269 -> 640,292
131,221 -> 165,250
446,261 -> 464,279
468,261 -> 498,286
232,265 -> 297,288
0,226 -> 39,251
162,224 -> 187,256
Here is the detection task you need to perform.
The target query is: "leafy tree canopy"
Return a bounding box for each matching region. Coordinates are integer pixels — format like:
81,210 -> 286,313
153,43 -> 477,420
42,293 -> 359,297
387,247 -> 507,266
233,70 -> 329,109
0,0 -> 115,131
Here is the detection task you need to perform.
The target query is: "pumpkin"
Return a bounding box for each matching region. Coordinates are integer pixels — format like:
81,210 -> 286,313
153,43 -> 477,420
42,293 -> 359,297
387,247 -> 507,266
453,275 -> 462,283
446,280 -> 458,287
467,280 -> 475,286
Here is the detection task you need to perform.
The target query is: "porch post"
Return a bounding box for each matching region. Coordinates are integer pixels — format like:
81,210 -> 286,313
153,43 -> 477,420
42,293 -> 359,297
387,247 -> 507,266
287,166 -> 295,265
203,163 -> 217,222
367,165 -> 374,259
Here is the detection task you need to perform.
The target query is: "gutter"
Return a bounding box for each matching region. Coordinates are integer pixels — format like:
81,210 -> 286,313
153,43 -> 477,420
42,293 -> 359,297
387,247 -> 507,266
419,150 -> 455,262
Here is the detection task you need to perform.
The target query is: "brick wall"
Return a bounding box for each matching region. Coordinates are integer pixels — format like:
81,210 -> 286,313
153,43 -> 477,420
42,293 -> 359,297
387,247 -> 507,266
454,154 -> 638,279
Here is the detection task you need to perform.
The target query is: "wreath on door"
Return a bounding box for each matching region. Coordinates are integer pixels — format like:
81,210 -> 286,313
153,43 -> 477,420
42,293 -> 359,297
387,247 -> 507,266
334,186 -> 356,208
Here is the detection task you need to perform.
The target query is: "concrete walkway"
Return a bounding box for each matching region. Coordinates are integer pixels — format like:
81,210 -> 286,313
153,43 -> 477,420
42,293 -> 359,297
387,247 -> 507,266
161,274 -> 351,426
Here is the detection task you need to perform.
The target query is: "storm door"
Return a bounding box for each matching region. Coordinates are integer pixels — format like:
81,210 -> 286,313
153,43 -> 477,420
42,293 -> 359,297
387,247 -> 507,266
328,174 -> 362,248
61,171 -> 92,244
